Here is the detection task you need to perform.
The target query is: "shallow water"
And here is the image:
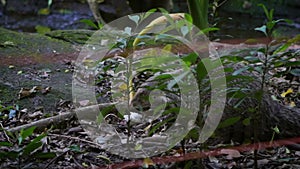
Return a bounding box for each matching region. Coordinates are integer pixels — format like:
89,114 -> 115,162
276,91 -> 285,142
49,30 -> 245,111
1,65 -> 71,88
0,1 -> 299,40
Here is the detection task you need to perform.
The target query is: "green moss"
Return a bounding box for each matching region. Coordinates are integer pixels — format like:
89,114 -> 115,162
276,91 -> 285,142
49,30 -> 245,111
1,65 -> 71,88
45,29 -> 95,45
0,27 -> 76,57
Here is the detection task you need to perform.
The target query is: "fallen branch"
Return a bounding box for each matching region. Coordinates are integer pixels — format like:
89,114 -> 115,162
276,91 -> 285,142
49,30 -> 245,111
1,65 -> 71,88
96,137 -> 300,169
7,102 -> 117,133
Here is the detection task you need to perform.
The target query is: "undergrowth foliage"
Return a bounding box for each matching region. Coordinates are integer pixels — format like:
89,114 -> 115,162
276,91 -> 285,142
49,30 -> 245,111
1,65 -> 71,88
0,126 -> 55,168
0,3 -> 299,168
219,4 -> 299,169
95,5 -> 299,156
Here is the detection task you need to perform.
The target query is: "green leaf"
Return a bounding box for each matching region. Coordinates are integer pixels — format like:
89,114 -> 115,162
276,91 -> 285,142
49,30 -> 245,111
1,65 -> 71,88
182,52 -> 198,66
180,25 -> 189,37
196,58 -> 211,80
154,74 -> 172,81
218,116 -> 241,129
98,22 -> 103,29
244,56 -> 261,63
221,55 -> 244,63
257,47 -> 266,53
272,126 -> 280,134
232,66 -> 250,76
254,66 -> 263,74
128,15 -> 140,25
242,117 -> 251,126
19,126 -> 36,145
253,90 -> 264,101
266,21 -> 276,31
69,145 -> 81,152
233,98 -> 246,108
186,128 -> 199,142
255,25 -> 267,36
124,27 -> 132,36
31,133 -> 47,143
227,88 -> 249,99
15,105 -> 19,111
38,8 -> 50,15
283,19 -> 293,24
285,61 -> 300,67
0,151 -> 19,159
47,0 -> 52,8
258,4 -> 271,21
158,8 -> 169,14
0,105 -> 13,113
184,161 -> 193,169
96,155 -> 111,163
35,25 -> 51,34
143,8 -> 157,20
23,141 -> 42,156
290,69 -> 300,76
269,9 -> 274,21
184,13 -> 193,24
200,27 -> 219,34
0,141 -> 13,147
274,19 -> 292,24
80,19 -> 99,29
134,144 -> 142,151
274,43 -> 292,54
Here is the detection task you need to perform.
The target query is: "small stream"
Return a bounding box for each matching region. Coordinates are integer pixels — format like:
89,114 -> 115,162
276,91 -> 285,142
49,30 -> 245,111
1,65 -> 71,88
0,0 -> 299,40
0,1 -> 93,32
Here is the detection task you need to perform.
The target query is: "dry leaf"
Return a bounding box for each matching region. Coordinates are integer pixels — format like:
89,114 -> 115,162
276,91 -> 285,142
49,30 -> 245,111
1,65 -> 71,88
133,13 -> 185,47
18,88 -> 32,99
281,88 -> 293,98
220,149 -> 241,159
289,101 -> 296,107
79,100 -> 90,106
28,111 -> 43,118
143,158 -> 154,168
41,86 -> 51,94
119,83 -> 128,91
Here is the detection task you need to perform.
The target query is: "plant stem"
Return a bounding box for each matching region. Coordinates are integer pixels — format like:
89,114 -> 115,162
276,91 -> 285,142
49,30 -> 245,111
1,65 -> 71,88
127,57 -> 133,137
254,40 -> 270,169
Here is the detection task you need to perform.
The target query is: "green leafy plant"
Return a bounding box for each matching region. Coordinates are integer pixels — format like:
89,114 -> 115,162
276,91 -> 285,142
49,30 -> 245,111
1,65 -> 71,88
224,4 -> 298,168
270,125 -> 280,144
35,25 -> 51,34
0,127 -> 55,168
80,19 -> 103,30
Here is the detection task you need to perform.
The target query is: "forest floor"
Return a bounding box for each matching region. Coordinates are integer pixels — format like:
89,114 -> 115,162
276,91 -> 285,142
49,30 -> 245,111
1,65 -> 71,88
0,28 -> 300,168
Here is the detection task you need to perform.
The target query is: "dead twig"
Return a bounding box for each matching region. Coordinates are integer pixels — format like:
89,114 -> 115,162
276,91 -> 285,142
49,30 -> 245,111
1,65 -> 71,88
44,149 -> 69,169
7,102 -> 116,133
0,123 -> 11,143
48,133 -> 102,148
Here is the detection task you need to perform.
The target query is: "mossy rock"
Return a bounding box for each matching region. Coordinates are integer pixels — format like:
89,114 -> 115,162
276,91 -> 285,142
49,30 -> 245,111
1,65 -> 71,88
0,27 -> 76,57
45,29 -> 95,45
